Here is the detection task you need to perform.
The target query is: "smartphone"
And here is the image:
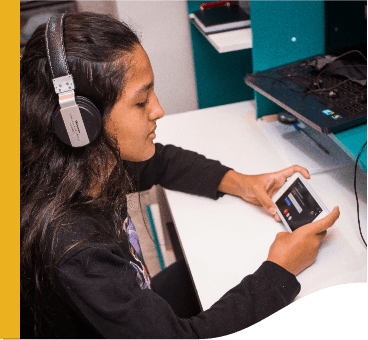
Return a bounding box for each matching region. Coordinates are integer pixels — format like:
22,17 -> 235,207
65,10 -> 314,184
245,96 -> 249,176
272,172 -> 329,232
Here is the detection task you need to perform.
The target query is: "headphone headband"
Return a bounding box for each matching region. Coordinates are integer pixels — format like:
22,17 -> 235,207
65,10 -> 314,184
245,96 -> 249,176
45,14 -> 70,79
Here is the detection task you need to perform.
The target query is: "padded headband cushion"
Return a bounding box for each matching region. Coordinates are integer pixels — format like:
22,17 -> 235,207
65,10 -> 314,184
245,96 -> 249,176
45,14 -> 70,79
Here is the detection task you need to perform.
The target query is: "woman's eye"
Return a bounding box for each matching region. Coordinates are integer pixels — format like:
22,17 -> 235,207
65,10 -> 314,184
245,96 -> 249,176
137,99 -> 148,108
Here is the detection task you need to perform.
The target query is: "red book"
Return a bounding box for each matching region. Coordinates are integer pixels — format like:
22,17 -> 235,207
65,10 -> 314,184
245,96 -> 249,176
200,1 -> 237,10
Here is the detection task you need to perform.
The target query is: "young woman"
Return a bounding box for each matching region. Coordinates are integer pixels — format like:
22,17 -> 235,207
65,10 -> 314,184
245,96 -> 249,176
20,12 -> 339,339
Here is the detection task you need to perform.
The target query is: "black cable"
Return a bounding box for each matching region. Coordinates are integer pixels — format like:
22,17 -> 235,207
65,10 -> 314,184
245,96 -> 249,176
138,188 -> 156,244
332,49 -> 367,63
252,63 -> 366,96
315,64 -> 367,91
354,141 -> 367,247
307,48 -> 367,92
250,74 -> 362,101
127,162 -> 156,244
250,48 -> 367,96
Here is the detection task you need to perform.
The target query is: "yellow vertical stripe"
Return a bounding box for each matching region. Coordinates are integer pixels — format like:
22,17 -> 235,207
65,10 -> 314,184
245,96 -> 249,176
1,1 -> 20,338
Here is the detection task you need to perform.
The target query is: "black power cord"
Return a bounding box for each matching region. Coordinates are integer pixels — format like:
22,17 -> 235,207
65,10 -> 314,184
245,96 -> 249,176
354,141 -> 367,247
247,49 -> 367,96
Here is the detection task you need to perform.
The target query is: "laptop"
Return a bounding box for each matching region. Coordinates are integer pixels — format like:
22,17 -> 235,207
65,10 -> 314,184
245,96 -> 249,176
244,1 -> 367,134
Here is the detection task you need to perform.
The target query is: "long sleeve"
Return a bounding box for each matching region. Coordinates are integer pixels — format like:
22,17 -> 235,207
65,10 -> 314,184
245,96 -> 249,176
57,237 -> 300,339
125,143 -> 232,200
46,143 -> 301,338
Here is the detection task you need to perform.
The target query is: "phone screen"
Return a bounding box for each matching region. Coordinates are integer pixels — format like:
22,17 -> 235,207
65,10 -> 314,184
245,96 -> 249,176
275,178 -> 323,231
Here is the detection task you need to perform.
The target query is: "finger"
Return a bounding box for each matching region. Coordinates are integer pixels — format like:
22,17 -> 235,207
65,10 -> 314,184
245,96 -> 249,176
309,207 -> 340,234
274,213 -> 281,222
254,184 -> 277,216
279,165 -> 310,180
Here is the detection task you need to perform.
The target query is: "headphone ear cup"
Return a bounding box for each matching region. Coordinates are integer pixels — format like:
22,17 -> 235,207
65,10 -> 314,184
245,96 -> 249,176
53,96 -> 102,147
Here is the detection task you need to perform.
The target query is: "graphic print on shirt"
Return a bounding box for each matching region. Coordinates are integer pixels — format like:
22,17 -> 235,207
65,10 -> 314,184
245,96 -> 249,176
122,216 -> 151,290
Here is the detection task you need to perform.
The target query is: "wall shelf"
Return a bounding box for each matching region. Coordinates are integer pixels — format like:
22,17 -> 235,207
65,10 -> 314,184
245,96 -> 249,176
189,14 -> 252,53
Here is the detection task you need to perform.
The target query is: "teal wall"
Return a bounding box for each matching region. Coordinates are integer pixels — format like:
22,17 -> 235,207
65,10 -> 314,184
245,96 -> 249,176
187,1 -> 326,115
187,0 -> 254,109
249,0 -> 326,117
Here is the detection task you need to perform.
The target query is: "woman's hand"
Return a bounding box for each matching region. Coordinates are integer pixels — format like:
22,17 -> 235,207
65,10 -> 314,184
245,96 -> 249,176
218,165 -> 310,221
239,165 -> 310,221
267,207 -> 340,276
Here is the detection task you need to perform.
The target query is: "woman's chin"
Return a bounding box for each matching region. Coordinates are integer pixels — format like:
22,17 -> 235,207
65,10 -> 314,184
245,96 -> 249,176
122,143 -> 156,162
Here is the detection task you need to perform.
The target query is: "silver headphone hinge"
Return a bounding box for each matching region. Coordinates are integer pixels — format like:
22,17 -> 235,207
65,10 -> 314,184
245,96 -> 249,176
52,74 -> 75,94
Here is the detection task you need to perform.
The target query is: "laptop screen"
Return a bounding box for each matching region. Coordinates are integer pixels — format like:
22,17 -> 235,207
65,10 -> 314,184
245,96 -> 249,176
325,1 -> 367,54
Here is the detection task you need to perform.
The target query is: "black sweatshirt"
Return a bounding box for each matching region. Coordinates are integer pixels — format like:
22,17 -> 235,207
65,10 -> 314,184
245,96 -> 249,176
41,143 -> 300,338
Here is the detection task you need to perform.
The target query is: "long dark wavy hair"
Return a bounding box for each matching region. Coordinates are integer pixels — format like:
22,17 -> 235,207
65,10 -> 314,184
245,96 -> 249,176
20,12 -> 140,336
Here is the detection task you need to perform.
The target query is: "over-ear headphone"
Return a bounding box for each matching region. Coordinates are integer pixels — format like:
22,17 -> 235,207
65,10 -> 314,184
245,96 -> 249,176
45,14 -> 102,147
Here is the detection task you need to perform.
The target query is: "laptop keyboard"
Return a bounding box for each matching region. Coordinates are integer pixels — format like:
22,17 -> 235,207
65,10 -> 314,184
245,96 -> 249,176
276,61 -> 367,115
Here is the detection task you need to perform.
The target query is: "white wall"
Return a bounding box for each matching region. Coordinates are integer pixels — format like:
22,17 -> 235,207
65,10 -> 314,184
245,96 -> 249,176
77,0 -> 198,115
77,0 -> 119,17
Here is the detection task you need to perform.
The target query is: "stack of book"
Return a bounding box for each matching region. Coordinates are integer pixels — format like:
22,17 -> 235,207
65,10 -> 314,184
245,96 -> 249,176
189,1 -> 250,35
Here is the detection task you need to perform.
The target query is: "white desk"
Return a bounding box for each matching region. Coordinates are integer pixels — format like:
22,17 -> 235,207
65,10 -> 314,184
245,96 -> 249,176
155,100 -> 367,314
